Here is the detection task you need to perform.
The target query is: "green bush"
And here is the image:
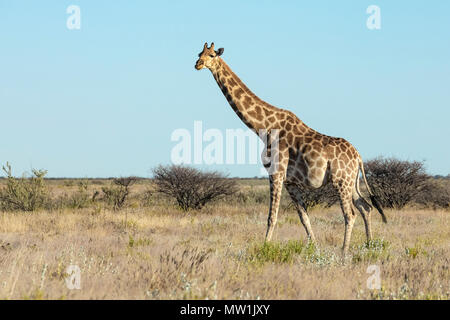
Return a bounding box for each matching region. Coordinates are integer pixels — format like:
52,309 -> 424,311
67,180 -> 92,209
247,240 -> 305,264
0,162 -> 49,211
352,239 -> 390,263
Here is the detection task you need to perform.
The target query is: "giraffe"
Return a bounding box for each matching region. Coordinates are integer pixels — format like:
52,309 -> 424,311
195,42 -> 387,255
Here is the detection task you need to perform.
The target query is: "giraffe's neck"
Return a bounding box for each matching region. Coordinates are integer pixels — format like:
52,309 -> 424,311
209,58 -> 278,132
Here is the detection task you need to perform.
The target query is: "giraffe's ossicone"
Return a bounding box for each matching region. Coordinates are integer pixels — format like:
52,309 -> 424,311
195,42 -> 387,256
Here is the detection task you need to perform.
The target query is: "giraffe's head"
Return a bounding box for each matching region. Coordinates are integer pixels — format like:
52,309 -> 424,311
195,42 -> 224,70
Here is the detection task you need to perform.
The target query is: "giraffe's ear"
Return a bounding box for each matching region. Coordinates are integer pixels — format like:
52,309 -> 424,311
215,48 -> 224,56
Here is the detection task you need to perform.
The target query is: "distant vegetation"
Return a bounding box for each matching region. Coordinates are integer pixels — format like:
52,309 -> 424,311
0,158 -> 449,212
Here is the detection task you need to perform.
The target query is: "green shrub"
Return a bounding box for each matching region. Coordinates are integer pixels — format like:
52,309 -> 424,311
248,240 -> 305,264
0,162 -> 49,211
352,239 -> 390,263
67,180 -> 92,209
128,235 -> 152,248
405,242 -> 427,259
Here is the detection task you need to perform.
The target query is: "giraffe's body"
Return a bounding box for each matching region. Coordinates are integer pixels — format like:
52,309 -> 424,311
195,43 -> 386,255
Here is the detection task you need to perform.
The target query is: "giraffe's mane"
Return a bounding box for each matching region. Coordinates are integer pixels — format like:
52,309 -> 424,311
216,57 -> 280,112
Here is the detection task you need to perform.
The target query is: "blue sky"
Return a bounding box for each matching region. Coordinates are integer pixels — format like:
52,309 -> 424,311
0,1 -> 449,177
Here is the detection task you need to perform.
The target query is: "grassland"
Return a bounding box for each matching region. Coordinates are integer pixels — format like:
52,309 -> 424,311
0,179 -> 448,299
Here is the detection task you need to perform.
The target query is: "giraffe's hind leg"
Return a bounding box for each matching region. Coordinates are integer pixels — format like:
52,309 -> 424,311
340,196 -> 357,256
353,190 -> 373,242
352,171 -> 373,242
285,183 -> 316,243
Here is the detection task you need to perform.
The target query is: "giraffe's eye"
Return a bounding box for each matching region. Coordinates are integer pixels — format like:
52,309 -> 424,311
209,54 -> 215,58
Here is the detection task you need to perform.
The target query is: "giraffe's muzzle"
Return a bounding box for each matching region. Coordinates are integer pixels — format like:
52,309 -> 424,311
195,60 -> 204,70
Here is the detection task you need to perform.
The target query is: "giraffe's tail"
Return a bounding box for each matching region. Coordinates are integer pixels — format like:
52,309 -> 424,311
359,159 -> 387,224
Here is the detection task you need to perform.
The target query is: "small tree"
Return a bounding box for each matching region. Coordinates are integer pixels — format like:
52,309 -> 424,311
0,162 -> 49,211
153,165 -> 237,211
364,157 -> 429,209
102,177 -> 137,210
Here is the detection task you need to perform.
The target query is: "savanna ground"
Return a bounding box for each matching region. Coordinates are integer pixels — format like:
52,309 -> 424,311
0,179 -> 448,300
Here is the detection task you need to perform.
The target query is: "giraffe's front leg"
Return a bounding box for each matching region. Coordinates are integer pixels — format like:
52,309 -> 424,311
265,172 -> 285,242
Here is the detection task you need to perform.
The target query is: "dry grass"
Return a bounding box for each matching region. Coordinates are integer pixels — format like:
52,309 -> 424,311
0,179 -> 448,300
